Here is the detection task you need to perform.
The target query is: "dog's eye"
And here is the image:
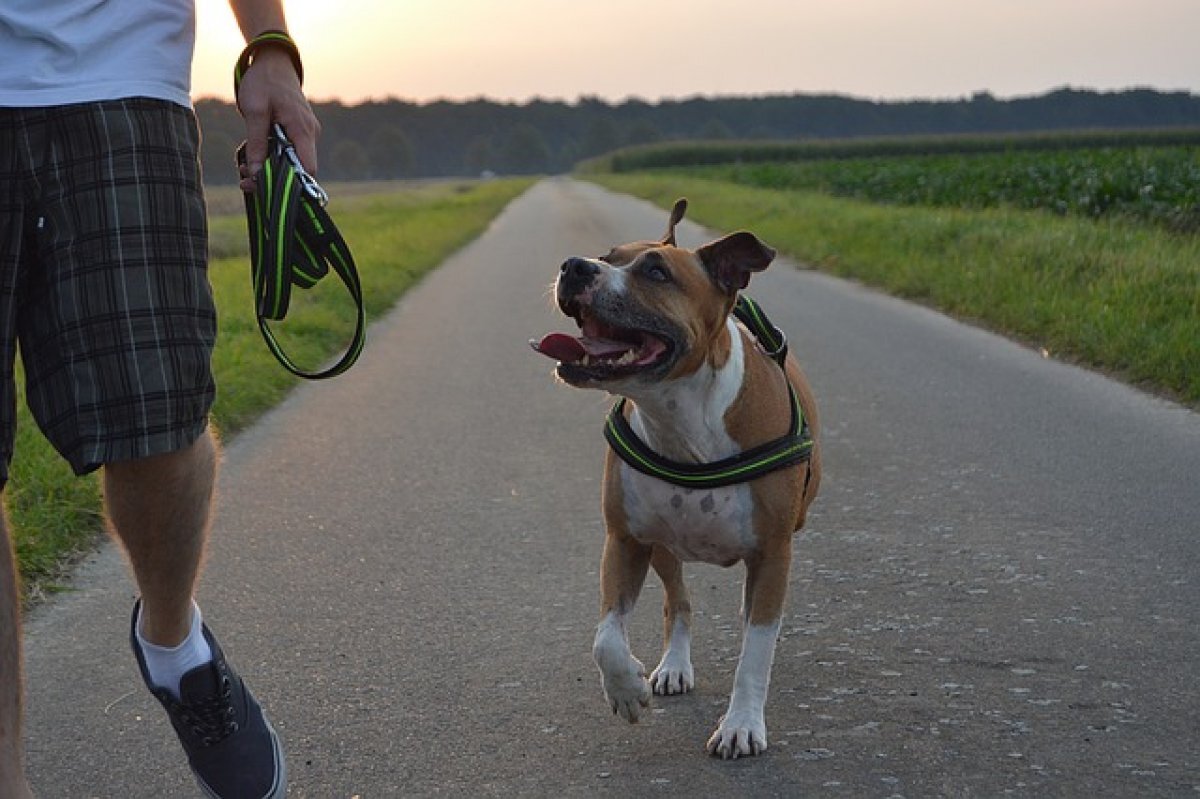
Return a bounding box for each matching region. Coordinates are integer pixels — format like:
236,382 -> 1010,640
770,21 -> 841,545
642,262 -> 672,283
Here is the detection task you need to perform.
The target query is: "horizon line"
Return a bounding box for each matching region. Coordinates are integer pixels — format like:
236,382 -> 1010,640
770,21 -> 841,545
192,83 -> 1200,108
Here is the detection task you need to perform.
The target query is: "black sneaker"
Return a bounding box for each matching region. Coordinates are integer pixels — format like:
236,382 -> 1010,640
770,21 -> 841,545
130,601 -> 286,799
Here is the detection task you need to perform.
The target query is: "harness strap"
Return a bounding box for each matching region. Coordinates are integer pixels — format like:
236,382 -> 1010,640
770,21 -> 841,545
604,294 -> 813,489
733,294 -> 788,366
237,126 -> 366,379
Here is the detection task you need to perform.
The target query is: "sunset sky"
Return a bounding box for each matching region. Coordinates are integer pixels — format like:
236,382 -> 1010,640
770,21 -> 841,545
192,0 -> 1200,104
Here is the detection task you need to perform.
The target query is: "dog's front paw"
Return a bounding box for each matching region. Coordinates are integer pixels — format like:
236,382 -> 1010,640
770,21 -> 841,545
706,710 -> 768,759
594,615 -> 651,722
650,652 -> 694,696
599,658 -> 651,723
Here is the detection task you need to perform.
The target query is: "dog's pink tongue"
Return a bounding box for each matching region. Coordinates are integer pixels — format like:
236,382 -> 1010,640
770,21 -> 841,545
531,333 -> 587,362
532,333 -> 638,363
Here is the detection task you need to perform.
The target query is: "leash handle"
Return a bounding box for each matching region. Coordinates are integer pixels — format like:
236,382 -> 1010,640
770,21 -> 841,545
256,209 -> 366,380
233,30 -> 304,103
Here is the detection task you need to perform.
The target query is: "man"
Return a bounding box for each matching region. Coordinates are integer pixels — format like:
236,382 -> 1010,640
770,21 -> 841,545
0,1 -> 320,797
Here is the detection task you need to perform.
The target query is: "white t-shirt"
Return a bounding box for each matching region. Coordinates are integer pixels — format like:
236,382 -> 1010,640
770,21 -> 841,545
0,0 -> 196,108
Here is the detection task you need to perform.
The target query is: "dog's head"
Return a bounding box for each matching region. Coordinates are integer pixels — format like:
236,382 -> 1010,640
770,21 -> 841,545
531,198 -> 776,389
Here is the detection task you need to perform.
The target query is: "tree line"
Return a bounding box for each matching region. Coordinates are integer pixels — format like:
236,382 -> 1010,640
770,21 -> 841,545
195,87 -> 1200,184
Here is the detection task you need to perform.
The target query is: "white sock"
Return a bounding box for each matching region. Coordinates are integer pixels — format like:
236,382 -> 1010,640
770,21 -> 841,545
136,601 -> 214,700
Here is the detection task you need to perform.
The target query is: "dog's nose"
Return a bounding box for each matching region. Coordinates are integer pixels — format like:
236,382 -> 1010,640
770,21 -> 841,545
561,257 -> 599,279
559,257 -> 600,295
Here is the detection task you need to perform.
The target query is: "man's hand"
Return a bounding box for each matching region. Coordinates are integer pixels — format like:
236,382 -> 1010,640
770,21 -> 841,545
236,46 -> 320,192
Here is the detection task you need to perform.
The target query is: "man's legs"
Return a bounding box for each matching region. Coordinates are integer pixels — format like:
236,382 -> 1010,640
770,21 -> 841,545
4,99 -> 283,797
0,428 -> 216,797
104,429 -> 216,647
112,427 -> 286,799
0,509 -> 33,798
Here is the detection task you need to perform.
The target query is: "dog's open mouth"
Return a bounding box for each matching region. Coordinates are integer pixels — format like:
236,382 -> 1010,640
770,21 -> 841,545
531,308 -> 671,381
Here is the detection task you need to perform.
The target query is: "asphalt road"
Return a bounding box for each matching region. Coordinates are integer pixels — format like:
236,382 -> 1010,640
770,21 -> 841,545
22,178 -> 1200,797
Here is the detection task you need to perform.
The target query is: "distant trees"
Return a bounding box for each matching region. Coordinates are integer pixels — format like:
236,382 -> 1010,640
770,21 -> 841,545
463,135 -> 493,175
580,118 -> 621,158
193,89 -> 1200,184
697,118 -> 734,139
331,140 -> 370,180
625,120 -> 664,146
499,124 -> 551,174
367,126 -> 415,178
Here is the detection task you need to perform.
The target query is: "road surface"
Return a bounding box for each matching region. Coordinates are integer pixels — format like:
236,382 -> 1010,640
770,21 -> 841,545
23,178 -> 1200,797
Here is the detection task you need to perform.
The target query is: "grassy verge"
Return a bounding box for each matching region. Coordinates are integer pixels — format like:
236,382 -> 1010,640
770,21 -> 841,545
585,173 -> 1200,407
11,177 -> 534,601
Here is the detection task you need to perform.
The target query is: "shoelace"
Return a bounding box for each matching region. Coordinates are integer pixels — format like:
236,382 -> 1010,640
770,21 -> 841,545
172,678 -> 240,747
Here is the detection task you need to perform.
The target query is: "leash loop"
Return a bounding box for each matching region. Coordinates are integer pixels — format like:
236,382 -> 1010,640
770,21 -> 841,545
233,30 -> 304,105
237,124 -> 366,379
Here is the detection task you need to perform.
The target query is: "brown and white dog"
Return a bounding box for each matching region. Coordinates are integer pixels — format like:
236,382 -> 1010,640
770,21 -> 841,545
531,199 -> 821,758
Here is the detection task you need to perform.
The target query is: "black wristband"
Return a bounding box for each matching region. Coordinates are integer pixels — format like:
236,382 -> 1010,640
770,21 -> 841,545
233,30 -> 304,101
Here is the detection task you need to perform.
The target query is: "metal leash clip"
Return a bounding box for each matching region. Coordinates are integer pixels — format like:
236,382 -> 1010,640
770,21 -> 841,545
271,123 -> 329,207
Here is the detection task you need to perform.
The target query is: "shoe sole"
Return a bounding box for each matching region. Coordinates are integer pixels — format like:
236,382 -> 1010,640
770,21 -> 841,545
193,718 -> 286,799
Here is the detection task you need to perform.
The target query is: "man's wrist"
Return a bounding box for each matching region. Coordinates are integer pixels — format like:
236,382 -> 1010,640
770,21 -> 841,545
233,30 -> 304,101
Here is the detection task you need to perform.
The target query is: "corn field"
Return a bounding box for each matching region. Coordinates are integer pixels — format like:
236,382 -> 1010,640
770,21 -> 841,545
597,130 -> 1200,232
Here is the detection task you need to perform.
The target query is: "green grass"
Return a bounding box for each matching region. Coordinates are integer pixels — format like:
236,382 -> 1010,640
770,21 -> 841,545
585,172 -> 1200,407
10,177 -> 533,601
7,364 -> 104,602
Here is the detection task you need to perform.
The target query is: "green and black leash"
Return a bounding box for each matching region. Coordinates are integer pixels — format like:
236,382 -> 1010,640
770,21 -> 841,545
604,295 -> 813,489
234,31 -> 365,379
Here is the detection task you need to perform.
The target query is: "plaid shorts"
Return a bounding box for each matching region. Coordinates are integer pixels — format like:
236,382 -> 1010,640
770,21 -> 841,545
0,98 -> 216,481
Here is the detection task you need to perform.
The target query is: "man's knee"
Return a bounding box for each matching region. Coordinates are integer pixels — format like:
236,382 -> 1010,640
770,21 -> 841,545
104,428 -> 217,486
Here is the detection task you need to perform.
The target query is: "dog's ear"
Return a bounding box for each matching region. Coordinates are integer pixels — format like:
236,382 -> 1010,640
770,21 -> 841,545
660,198 -> 688,246
696,231 -> 776,293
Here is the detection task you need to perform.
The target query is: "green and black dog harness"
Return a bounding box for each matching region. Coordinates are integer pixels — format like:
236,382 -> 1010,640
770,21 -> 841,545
604,295 -> 814,489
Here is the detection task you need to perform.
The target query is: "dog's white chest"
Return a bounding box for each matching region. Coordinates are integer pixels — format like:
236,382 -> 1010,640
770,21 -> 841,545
618,465 -> 756,565
609,319 -> 760,565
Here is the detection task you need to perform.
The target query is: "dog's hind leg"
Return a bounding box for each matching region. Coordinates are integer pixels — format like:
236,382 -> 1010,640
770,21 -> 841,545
648,545 -> 694,696
593,530 -> 653,723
